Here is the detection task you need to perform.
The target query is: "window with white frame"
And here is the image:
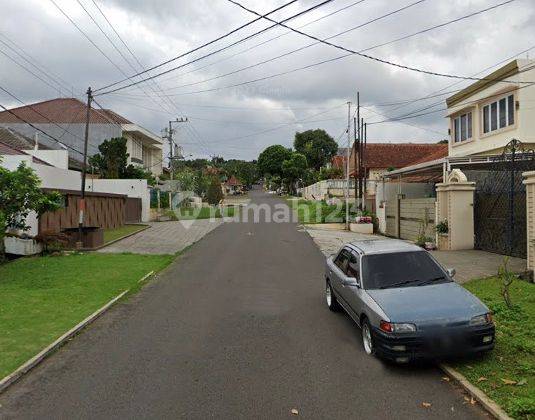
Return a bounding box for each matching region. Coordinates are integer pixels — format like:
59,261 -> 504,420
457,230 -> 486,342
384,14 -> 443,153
482,93 -> 515,135
131,138 -> 142,161
452,111 -> 472,143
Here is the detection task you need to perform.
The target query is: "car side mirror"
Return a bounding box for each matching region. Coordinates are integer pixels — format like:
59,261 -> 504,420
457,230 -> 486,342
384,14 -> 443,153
447,268 -> 456,278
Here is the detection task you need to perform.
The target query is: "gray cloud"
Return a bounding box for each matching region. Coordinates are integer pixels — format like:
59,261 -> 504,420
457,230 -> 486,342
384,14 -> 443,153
1,0 -> 533,160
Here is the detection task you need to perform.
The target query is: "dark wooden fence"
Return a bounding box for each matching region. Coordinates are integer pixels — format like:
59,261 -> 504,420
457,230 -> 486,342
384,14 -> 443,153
39,189 -> 127,234
125,197 -> 142,223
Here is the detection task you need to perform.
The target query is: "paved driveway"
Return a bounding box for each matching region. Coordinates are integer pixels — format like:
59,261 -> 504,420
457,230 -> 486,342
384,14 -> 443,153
98,219 -> 223,255
0,190 -> 485,419
305,225 -> 526,283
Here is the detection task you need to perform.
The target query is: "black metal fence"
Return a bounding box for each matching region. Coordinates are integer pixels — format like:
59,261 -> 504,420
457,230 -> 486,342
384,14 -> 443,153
462,140 -> 535,258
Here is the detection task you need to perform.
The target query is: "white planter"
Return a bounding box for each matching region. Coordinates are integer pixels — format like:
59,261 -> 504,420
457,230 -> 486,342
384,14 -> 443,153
4,236 -> 43,256
349,223 -> 374,234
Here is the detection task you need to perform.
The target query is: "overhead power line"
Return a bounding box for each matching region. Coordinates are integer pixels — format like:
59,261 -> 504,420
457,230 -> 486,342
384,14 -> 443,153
93,0 -> 304,93
224,0 -> 526,86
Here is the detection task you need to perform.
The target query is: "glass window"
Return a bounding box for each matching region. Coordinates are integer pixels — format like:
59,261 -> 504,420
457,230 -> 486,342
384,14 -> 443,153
483,93 -> 515,135
491,102 -> 498,131
452,111 -> 472,142
334,250 -> 350,273
508,94 -> 515,125
483,105 -> 490,133
347,253 -> 360,279
362,252 -> 452,290
460,114 -> 467,141
467,112 -> 472,138
499,98 -> 507,128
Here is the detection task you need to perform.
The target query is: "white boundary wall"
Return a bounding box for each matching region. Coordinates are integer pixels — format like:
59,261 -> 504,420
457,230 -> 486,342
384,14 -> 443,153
1,158 -> 150,235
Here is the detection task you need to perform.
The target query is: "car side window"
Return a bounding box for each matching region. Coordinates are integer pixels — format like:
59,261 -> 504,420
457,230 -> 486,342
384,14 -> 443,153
334,249 -> 350,274
347,252 -> 360,279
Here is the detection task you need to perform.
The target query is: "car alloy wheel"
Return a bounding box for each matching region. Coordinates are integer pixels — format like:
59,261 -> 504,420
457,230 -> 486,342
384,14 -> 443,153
362,321 -> 374,355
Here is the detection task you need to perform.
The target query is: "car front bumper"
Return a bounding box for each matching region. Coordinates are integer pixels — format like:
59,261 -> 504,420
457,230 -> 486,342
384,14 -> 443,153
371,324 -> 495,362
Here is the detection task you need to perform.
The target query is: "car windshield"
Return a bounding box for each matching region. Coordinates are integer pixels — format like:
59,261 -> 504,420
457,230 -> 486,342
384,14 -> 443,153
362,251 -> 452,290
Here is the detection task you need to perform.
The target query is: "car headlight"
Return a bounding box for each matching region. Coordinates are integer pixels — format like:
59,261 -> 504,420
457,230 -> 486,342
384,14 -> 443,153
470,313 -> 493,326
380,321 -> 417,333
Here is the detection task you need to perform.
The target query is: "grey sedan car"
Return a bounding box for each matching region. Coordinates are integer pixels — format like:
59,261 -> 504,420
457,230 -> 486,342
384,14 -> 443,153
325,239 -> 495,363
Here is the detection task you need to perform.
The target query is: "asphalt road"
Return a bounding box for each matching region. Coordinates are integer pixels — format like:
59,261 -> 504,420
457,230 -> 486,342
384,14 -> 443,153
0,190 -> 486,419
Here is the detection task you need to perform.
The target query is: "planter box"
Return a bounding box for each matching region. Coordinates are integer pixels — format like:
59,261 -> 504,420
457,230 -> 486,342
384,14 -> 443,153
4,236 -> 43,256
349,223 -> 374,234
438,233 -> 449,250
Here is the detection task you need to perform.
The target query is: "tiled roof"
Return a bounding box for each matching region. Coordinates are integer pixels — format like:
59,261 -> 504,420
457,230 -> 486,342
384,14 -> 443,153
0,141 -> 50,165
355,143 -> 447,169
408,144 -> 448,166
0,127 -> 41,150
224,175 -> 242,186
0,98 -> 132,124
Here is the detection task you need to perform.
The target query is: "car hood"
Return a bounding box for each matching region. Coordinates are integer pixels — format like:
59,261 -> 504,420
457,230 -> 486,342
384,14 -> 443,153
367,282 -> 488,326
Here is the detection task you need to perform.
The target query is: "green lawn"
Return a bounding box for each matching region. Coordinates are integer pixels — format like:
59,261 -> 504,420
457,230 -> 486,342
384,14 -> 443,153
103,224 -> 148,244
288,199 -> 356,224
454,277 -> 535,419
166,206 -> 237,220
0,253 -> 173,379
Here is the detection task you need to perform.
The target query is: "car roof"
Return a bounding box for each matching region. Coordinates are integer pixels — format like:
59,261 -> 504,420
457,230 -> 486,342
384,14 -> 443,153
346,239 -> 423,255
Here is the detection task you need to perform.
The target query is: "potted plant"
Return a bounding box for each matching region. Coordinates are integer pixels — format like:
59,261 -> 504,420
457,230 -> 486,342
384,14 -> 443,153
436,219 -> 449,250
350,215 -> 374,234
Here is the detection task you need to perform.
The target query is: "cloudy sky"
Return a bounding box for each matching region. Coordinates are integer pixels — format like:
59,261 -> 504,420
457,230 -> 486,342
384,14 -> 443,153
1,0 -> 534,160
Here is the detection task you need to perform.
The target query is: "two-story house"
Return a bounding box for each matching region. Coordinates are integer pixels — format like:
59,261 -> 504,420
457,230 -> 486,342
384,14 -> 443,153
446,59 -> 535,157
0,98 -> 164,176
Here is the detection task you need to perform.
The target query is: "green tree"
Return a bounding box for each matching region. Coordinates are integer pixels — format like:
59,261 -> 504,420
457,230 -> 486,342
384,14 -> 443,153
294,129 -> 338,171
0,162 -> 62,256
193,170 -> 210,197
282,152 -> 307,194
206,176 -> 223,205
175,169 -> 196,192
89,137 -> 155,184
258,145 -> 292,177
319,166 -> 343,180
89,137 -> 129,179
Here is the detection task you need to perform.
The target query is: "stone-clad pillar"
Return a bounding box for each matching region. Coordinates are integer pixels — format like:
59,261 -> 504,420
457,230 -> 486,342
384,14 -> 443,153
523,171 -> 535,271
436,170 -> 476,251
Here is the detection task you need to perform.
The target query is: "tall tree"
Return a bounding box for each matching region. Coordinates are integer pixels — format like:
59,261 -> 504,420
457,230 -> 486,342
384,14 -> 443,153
257,145 -> 292,177
206,176 -> 223,205
294,129 -> 338,171
282,152 -> 307,194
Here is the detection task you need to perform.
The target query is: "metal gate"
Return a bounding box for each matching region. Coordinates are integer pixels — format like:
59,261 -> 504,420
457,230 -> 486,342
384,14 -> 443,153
468,140 -> 535,258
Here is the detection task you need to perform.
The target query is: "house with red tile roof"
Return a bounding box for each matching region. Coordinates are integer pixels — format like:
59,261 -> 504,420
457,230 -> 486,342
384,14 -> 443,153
0,98 -> 163,176
223,175 -> 244,195
348,143 -> 448,180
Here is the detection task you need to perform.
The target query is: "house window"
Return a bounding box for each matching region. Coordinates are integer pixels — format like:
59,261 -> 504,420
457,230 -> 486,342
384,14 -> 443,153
131,138 -> 143,161
453,111 -> 472,143
482,93 -> 515,134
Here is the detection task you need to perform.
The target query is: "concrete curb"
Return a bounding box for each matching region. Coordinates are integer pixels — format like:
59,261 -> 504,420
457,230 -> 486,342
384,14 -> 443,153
138,271 -> 154,283
439,364 -> 513,420
0,289 -> 128,395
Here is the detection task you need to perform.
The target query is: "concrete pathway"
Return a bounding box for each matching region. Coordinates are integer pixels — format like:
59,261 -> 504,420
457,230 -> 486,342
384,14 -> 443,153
0,189 -> 484,419
98,219 -> 223,255
304,225 -> 526,283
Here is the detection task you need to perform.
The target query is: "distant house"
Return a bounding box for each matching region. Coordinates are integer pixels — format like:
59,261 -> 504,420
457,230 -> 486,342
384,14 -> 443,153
223,176 -> 243,195
0,98 -> 163,176
329,147 -> 349,175
349,143 -> 448,181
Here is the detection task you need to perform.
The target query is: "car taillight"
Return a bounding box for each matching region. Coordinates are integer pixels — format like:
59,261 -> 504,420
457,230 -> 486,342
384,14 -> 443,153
380,320 -> 393,333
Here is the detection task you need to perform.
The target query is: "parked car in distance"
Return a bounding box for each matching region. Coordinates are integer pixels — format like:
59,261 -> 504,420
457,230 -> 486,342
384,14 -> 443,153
325,239 -> 495,363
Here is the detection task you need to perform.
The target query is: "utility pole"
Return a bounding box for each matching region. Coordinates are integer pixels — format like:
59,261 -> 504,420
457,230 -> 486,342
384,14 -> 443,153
164,117 -> 188,180
78,86 -> 92,249
355,91 -> 360,209
346,101 -> 351,230
363,121 -> 367,210
359,117 -> 364,211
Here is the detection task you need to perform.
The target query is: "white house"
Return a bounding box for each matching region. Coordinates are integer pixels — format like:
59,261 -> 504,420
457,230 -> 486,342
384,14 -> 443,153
0,98 -> 164,176
446,59 -> 535,157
